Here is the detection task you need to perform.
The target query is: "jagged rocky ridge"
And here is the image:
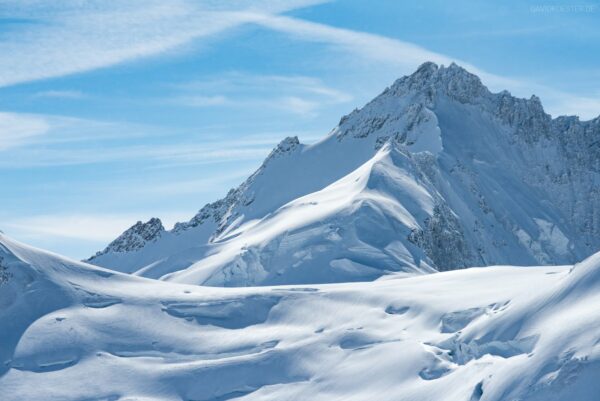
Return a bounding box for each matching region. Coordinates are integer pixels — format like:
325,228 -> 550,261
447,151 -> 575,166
88,62 -> 600,286
90,218 -> 165,258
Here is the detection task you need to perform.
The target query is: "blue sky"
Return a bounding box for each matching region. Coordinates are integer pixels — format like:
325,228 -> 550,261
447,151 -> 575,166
1,0 -> 599,259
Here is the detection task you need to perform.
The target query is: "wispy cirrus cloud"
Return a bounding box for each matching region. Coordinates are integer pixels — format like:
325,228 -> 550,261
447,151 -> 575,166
172,73 -> 353,116
0,124 -> 321,168
1,211 -> 186,260
1,1 -> 596,118
174,95 -> 229,107
0,112 -> 165,153
0,140 -> 270,168
3,212 -> 191,242
177,74 -> 352,102
33,90 -> 87,99
0,112 -> 50,151
133,169 -> 252,196
0,0 -> 330,88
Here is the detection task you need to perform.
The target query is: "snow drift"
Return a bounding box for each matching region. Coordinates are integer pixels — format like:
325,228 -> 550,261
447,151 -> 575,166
1,233 -> 599,400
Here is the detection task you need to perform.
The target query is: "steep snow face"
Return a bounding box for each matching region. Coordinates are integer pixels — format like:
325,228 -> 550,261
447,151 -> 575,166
2,234 -> 600,401
164,144 -> 441,286
89,62 -> 600,286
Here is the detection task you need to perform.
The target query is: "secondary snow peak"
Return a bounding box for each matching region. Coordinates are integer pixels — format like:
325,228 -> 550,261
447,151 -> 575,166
88,217 -> 165,262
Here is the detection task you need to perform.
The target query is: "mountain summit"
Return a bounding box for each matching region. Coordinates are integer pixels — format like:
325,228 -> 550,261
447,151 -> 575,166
88,62 -> 600,286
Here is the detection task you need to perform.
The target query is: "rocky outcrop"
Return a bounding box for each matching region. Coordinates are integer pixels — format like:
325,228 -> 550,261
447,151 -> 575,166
87,218 -> 165,261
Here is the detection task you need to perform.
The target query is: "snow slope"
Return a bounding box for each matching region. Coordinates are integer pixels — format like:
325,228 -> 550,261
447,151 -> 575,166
88,62 -> 600,286
2,233 -> 599,400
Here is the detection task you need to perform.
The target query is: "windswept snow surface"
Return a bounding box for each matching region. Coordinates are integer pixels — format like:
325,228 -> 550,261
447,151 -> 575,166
88,62 -> 600,286
2,233 -> 599,400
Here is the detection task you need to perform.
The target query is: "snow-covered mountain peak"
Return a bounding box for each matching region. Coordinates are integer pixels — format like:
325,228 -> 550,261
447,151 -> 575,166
266,136 -> 301,159
387,61 -> 487,104
87,62 -> 600,286
334,62 -> 569,151
88,218 -> 164,261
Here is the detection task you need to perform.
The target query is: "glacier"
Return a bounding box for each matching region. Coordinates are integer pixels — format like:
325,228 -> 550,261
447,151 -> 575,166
88,62 -> 600,286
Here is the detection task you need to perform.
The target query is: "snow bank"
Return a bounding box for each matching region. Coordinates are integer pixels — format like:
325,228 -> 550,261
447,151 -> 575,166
2,233 -> 599,400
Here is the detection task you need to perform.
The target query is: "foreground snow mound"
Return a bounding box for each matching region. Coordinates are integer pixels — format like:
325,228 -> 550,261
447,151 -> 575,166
2,234 -> 599,400
88,62 -> 600,286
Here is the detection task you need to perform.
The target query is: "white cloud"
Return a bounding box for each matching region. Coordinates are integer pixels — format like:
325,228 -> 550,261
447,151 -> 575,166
173,72 -> 353,115
556,95 -> 600,119
4,212 -> 191,242
278,96 -> 319,116
175,95 -> 229,107
0,112 -> 167,154
5,214 -> 148,242
1,1 -> 595,118
254,15 -> 455,67
136,170 -> 252,196
0,143 -> 272,168
0,0 -> 330,87
175,95 -> 322,116
0,112 -> 50,151
0,128 -> 295,168
524,87 -> 600,119
205,74 -> 353,103
33,90 -> 87,99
